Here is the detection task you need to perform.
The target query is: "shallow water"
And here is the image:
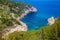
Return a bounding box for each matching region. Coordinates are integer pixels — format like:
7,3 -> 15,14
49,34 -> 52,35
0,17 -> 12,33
13,0 -> 60,31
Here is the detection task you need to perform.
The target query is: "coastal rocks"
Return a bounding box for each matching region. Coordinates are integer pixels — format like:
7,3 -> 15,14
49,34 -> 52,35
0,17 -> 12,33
2,21 -> 27,39
48,17 -> 55,25
9,26 -> 27,33
31,7 -> 37,12
20,5 -> 37,19
25,5 -> 37,12
5,21 -> 27,33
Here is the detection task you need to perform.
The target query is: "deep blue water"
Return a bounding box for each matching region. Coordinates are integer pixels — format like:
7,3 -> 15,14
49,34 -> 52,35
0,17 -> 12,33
13,0 -> 60,31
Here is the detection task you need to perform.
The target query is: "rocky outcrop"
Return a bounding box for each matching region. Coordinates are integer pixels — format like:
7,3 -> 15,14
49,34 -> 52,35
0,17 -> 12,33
48,17 -> 55,25
8,21 -> 27,33
2,21 -> 27,39
19,5 -> 37,19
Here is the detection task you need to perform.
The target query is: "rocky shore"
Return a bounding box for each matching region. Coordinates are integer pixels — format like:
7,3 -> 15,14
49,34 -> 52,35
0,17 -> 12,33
19,5 -> 37,19
48,16 -> 55,25
16,5 -> 37,32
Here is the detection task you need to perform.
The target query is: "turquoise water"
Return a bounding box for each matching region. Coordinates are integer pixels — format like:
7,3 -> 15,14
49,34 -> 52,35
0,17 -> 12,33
13,0 -> 60,31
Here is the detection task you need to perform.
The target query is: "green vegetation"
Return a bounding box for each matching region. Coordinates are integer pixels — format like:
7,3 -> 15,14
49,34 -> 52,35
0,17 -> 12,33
0,0 -> 28,31
0,0 -> 28,40
6,17 -> 60,40
0,0 -> 60,40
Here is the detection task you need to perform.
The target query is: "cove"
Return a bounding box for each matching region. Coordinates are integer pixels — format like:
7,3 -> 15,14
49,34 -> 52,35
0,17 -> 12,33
13,0 -> 60,31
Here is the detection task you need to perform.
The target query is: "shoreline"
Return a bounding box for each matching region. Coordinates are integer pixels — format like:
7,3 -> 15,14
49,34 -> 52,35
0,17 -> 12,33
17,6 -> 37,20
16,6 -> 37,31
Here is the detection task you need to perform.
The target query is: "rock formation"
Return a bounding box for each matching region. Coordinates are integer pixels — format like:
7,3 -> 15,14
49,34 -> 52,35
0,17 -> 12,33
48,16 -> 55,25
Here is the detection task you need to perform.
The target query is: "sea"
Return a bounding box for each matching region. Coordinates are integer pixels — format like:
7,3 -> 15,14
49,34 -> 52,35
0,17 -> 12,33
13,0 -> 60,31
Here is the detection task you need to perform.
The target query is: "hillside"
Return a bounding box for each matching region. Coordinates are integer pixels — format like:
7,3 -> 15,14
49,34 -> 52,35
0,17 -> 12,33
6,17 -> 60,40
0,0 -> 28,31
